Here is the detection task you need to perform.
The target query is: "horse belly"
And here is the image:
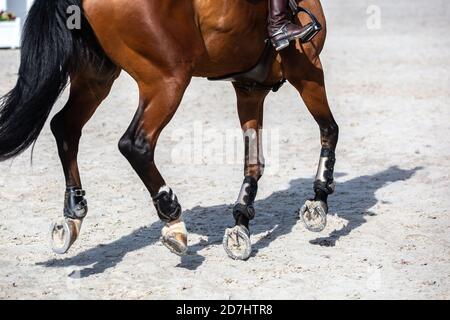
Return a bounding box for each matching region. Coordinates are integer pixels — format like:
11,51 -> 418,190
83,0 -> 271,79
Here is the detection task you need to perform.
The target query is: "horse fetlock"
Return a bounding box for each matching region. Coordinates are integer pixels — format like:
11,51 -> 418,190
50,188 -> 86,254
153,186 -> 182,223
64,187 -> 88,219
154,186 -> 187,255
314,148 -> 336,195
233,176 -> 258,221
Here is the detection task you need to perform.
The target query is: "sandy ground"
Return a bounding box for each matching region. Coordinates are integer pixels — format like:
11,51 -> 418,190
0,0 -> 449,300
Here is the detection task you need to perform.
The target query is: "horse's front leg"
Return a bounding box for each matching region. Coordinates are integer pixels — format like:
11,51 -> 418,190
286,57 -> 339,232
223,84 -> 269,260
49,70 -> 119,254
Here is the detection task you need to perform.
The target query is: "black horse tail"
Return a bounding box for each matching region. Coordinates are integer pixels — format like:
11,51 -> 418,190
0,0 -> 109,161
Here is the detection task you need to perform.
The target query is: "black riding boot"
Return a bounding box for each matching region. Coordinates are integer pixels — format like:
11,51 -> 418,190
268,0 -> 311,51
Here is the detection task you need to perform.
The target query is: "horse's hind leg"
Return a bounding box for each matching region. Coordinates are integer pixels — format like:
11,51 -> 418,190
118,71 -> 192,256
223,84 -> 269,260
285,56 -> 339,232
49,69 -> 120,254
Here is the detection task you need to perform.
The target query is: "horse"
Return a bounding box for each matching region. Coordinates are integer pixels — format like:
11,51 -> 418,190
0,0 -> 339,261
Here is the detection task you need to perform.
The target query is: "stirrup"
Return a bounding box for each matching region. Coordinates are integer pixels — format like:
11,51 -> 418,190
288,2 -> 323,43
270,3 -> 323,51
298,21 -> 321,43
271,22 -> 314,51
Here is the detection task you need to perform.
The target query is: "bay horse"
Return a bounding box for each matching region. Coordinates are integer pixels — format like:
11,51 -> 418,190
0,0 -> 338,260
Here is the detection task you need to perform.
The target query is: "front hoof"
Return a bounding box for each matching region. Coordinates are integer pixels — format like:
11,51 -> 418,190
298,200 -> 328,232
223,225 -> 251,261
161,220 -> 188,256
50,218 -> 82,254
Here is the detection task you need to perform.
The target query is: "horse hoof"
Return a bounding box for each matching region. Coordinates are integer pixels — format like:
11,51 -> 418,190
298,200 -> 328,232
161,220 -> 188,256
223,225 -> 251,261
50,218 -> 82,254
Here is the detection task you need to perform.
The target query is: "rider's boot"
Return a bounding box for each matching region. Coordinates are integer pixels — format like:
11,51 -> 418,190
268,0 -> 312,51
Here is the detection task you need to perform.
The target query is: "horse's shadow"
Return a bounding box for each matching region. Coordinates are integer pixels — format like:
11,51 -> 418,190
37,166 -> 421,277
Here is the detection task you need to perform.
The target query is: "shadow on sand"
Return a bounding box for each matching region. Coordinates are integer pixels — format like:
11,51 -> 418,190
37,166 -> 421,277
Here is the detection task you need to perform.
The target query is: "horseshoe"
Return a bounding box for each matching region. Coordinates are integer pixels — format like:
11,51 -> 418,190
299,200 -> 328,233
49,218 -> 82,254
223,225 -> 252,261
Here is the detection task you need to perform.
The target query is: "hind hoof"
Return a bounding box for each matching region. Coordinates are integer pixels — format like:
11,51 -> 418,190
161,220 -> 188,256
223,225 -> 251,260
50,218 -> 82,254
298,200 -> 328,232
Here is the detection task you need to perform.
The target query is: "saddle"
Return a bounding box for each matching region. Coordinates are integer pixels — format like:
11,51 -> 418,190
207,1 -> 322,92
